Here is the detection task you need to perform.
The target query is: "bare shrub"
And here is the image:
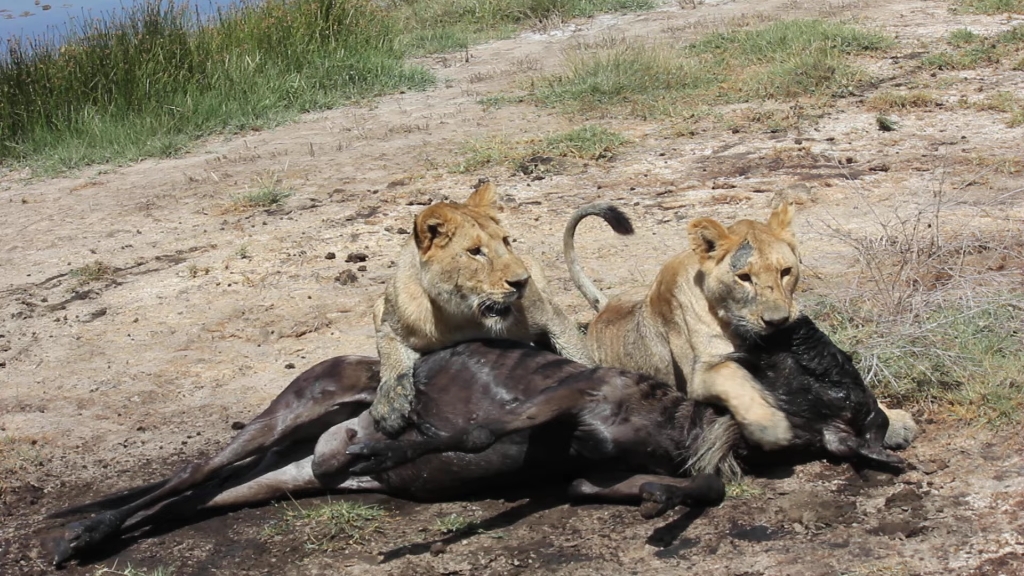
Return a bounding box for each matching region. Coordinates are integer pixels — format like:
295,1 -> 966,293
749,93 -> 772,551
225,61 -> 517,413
810,162 -> 1024,425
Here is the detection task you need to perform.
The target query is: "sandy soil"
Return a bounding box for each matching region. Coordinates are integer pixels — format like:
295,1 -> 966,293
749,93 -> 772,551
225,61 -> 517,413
2,0 -> 1023,574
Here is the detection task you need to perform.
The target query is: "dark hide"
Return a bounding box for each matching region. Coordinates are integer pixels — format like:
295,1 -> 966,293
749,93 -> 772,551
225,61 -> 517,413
46,317 -> 903,566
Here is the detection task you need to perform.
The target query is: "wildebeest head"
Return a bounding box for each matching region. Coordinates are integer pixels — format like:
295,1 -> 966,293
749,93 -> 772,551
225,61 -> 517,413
731,314 -> 905,470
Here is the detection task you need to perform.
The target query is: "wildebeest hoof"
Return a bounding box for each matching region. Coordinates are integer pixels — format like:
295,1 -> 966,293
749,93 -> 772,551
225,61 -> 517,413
638,474 -> 726,519
347,440 -> 417,475
52,511 -> 122,566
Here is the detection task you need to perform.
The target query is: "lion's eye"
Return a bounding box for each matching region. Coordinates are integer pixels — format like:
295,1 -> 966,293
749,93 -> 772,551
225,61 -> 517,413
468,246 -> 483,257
736,273 -> 752,283
780,267 -> 793,279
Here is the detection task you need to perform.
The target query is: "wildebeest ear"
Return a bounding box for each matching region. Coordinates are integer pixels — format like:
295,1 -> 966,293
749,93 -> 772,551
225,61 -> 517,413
688,218 -> 733,259
768,201 -> 794,234
466,180 -> 499,218
822,425 -> 906,470
413,208 -> 452,254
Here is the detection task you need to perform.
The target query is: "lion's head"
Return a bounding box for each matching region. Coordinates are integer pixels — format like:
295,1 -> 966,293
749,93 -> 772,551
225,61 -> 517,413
412,182 -> 530,327
688,202 -> 801,338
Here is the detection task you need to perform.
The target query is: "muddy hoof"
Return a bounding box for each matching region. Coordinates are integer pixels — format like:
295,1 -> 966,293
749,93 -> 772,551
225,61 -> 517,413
52,511 -> 123,566
638,474 -> 726,519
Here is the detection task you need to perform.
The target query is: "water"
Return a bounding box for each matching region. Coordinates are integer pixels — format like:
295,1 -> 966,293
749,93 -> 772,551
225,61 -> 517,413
0,0 -> 243,49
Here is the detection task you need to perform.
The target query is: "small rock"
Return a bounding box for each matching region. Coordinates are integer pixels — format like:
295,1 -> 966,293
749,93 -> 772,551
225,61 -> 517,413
284,362 -> 296,370
351,205 -> 380,220
325,252 -> 336,260
868,163 -> 891,172
406,197 -> 433,206
429,542 -> 447,556
335,270 -> 358,285
869,520 -> 925,538
80,308 -> 107,323
357,265 -> 367,272
396,227 -> 410,235
345,252 -> 368,263
231,421 -> 247,431
915,459 -> 949,475
711,180 -> 737,190
387,177 -> 412,188
885,487 -> 923,509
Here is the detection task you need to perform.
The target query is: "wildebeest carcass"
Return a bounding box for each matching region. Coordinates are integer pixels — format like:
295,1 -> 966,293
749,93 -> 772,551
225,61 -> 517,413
46,314 -> 908,567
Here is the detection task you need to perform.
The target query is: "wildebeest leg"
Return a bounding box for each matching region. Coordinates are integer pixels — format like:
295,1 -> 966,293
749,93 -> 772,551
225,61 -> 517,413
569,473 -> 726,519
50,355 -> 380,567
347,374 -> 606,475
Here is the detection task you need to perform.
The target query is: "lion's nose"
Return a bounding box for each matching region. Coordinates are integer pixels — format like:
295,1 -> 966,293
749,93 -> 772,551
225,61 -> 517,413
761,311 -> 789,329
506,274 -> 530,294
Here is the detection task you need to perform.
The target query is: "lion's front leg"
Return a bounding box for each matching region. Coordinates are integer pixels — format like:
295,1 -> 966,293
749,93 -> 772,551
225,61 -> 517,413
522,258 -> 594,366
368,305 -> 422,438
693,360 -> 793,450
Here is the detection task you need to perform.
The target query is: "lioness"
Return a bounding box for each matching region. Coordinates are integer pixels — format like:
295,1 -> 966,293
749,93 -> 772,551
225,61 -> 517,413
564,202 -> 918,453
369,181 -> 593,436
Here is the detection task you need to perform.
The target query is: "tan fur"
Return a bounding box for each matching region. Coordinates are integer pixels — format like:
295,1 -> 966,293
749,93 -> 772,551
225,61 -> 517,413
369,181 -> 593,436
567,203 -> 803,452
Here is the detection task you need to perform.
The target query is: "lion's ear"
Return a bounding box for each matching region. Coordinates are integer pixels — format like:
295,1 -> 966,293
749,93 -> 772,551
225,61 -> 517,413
689,218 -> 732,258
768,201 -> 794,234
466,180 -> 498,216
413,209 -> 452,254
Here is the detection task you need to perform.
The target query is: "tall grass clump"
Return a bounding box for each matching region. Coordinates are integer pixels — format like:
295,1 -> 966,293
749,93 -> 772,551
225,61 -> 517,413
810,184 -> 1024,427
0,0 -> 433,171
539,19 -> 892,117
953,0 -> 1024,14
454,123 -> 627,172
390,0 -> 655,55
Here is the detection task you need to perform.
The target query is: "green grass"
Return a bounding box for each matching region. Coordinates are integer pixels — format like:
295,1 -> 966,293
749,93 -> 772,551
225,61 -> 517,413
866,90 -> 939,111
953,0 -> 1024,14
537,19 -> 892,118
454,124 -> 627,172
231,185 -> 292,210
281,499 -> 387,549
921,25 -> 1024,70
970,90 -> 1024,127
0,0 -> 656,173
725,480 -> 765,500
69,260 -> 116,285
435,513 -> 473,534
393,0 -> 654,56
0,0 -> 433,173
814,298 -> 1024,427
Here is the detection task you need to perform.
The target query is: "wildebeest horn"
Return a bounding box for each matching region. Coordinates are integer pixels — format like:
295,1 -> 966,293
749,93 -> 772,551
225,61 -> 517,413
822,424 -> 906,470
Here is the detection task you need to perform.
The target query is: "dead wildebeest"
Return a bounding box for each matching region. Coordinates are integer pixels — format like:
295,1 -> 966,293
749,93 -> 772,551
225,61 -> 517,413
46,314 -> 907,567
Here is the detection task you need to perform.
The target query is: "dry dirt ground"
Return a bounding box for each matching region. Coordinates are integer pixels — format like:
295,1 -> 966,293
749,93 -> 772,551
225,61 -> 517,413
2,0 -> 1023,574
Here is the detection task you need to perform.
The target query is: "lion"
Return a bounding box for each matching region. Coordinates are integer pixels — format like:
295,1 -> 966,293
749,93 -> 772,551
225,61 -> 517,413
368,180 -> 594,436
563,201 -> 918,454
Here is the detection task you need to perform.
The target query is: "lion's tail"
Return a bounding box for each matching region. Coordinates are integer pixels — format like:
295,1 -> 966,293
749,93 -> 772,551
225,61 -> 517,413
563,202 -> 635,312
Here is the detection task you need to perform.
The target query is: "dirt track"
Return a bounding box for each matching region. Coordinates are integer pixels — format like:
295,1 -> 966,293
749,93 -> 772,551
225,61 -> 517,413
2,0 -> 1023,574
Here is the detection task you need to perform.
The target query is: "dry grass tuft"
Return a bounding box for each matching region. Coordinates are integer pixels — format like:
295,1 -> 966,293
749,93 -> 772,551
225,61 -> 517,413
866,90 -> 940,111
811,169 -> 1024,426
454,124 -> 627,173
